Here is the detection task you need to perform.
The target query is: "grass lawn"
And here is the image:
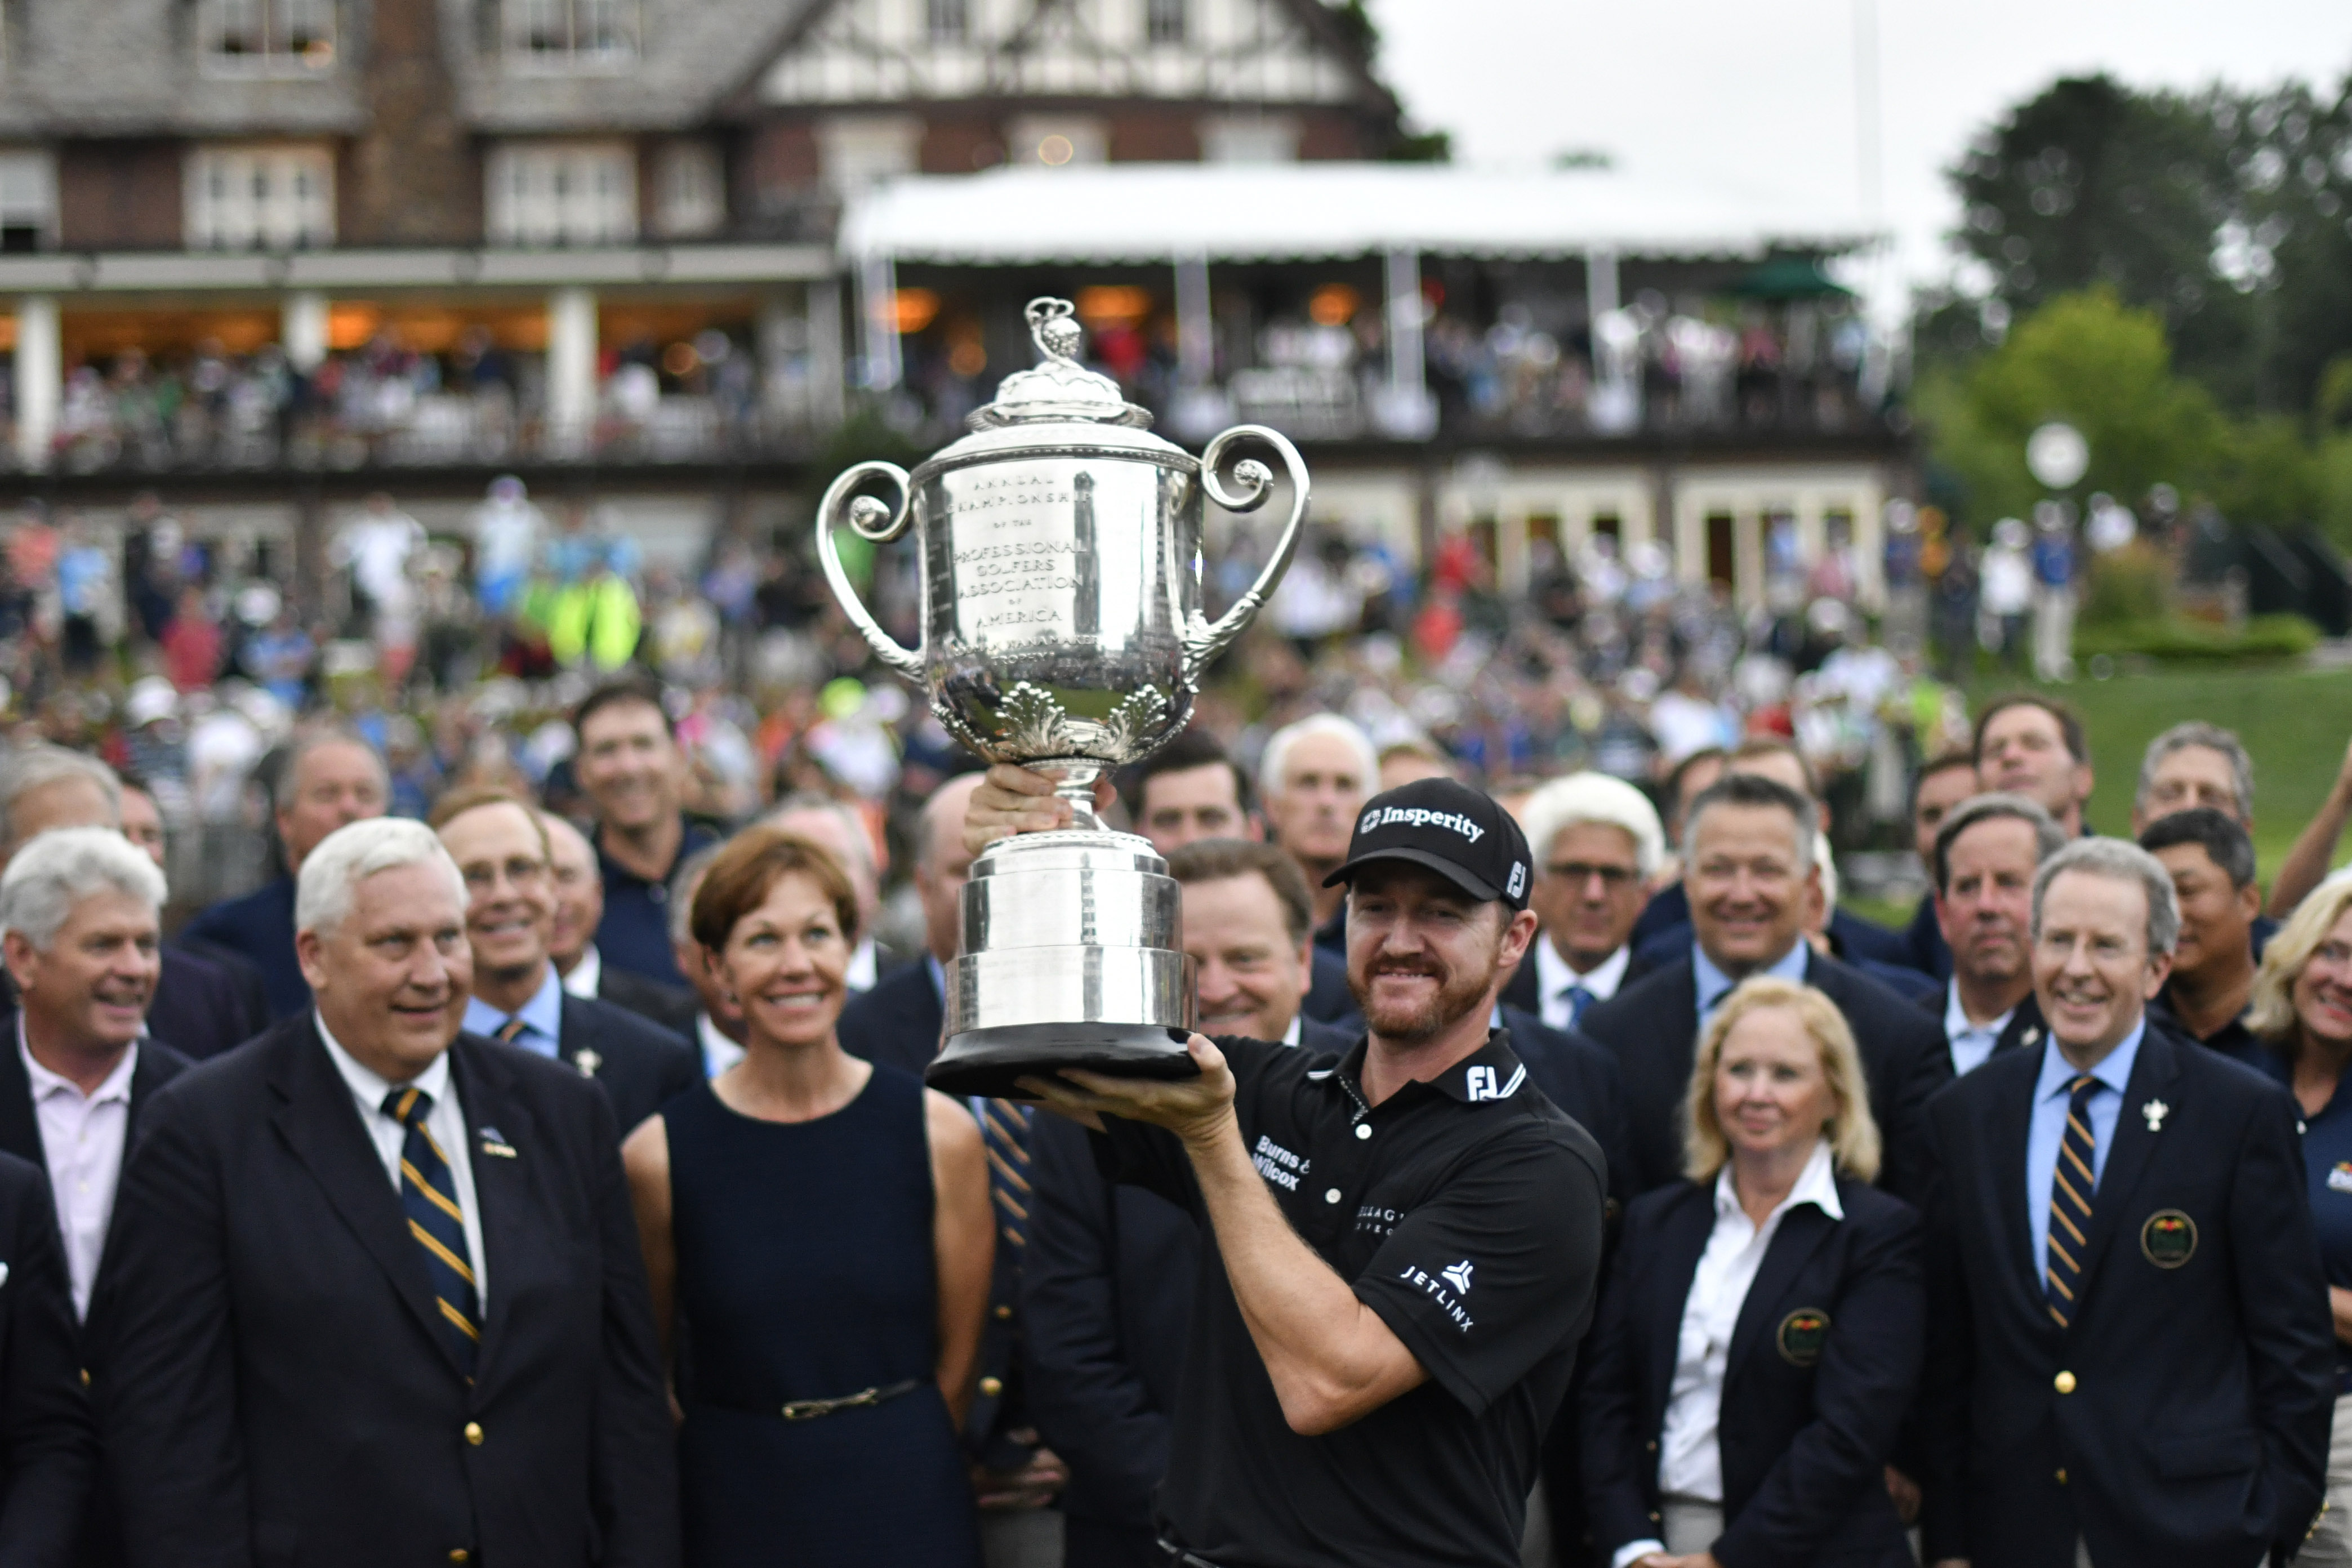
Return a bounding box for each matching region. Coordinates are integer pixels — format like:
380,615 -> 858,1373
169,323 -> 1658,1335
1971,665 -> 2352,878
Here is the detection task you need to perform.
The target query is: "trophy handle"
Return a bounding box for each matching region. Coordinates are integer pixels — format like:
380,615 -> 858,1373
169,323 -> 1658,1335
816,460 -> 926,685
1184,425 -> 1310,686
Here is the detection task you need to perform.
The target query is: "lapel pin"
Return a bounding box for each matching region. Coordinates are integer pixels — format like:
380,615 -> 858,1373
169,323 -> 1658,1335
574,1048 -> 602,1079
2143,1099 -> 2170,1133
2022,1026 -> 2041,1046
478,1126 -> 519,1159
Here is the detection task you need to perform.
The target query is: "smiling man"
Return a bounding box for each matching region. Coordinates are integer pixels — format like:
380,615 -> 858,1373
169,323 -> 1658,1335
1503,772 -> 1662,1028
91,817 -> 678,1568
574,679 -> 714,989
2130,723 -> 2252,835
431,789 -> 697,1139
1581,772 -> 1950,1195
2137,807 -> 2266,1066
0,828 -> 191,1320
1010,778 -> 1606,1568
1919,836 -> 2332,1568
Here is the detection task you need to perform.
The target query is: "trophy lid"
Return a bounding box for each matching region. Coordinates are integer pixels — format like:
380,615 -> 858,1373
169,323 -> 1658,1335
968,298 -> 1155,431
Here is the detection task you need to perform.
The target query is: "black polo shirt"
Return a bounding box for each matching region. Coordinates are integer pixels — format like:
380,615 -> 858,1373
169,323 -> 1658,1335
593,817 -> 716,989
1091,1030 -> 1607,1568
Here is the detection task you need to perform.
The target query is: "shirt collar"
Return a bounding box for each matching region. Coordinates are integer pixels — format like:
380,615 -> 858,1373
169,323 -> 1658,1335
1335,1029 -> 1530,1106
1281,1013 -> 1302,1048
1712,1135 -> 1845,1223
1693,936 -> 1809,1010
926,952 -> 947,1005
462,963 -> 565,1045
315,1009 -> 452,1108
561,945 -> 602,998
1945,980 -> 2016,1041
15,1017 -> 137,1107
2033,1015 -> 2148,1105
1535,936 -> 1629,1004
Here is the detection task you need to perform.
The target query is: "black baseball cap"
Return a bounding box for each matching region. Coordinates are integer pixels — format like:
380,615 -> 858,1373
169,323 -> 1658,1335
1322,778 -> 1532,912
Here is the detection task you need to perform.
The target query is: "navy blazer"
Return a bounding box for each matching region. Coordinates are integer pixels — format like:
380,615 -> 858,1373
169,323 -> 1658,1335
1301,946 -> 1362,1029
1631,911 -> 1918,988
1022,1015 -> 1352,1537
1580,948 -> 1952,1202
172,937 -> 272,1049
838,958 -> 944,1081
1901,896 -> 1953,983
1582,1173 -> 1922,1568
1502,1006 -> 1632,1217
592,965 -> 696,1044
555,994 -> 699,1141
0,1150 -> 95,1567
1918,1021 -> 2334,1568
146,948 -> 261,1063
180,877 -> 305,1023
86,1016 -> 679,1568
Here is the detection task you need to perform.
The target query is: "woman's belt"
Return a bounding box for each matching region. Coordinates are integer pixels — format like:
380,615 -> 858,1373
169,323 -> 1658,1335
694,1377 -> 923,1420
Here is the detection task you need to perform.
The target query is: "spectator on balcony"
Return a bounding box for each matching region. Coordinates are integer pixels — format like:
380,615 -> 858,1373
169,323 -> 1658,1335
469,475 -> 544,619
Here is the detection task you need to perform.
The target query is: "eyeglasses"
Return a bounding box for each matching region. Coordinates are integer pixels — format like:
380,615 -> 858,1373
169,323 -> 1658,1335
462,857 -> 549,891
1544,862 -> 1640,889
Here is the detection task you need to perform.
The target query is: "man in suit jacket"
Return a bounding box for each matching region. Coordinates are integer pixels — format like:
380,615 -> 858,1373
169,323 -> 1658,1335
0,748 -> 261,1061
87,817 -> 677,1568
0,1147 -> 96,1565
182,731 -> 389,1021
840,774 -> 987,1079
1919,838 -> 2333,1568
1580,773 -> 1950,1200
542,813 -> 696,1043
433,790 -> 698,1139
117,773 -> 273,1048
1023,834 -> 1355,1567
0,828 -> 194,1322
1918,792 -> 2068,1079
1499,772 -> 1661,1031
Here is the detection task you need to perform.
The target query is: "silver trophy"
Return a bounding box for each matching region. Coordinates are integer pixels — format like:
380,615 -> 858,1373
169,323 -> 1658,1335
816,297 -> 1307,1095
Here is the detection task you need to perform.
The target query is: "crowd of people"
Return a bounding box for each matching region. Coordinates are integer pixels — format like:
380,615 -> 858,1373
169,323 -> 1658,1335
0,656 -> 2345,1568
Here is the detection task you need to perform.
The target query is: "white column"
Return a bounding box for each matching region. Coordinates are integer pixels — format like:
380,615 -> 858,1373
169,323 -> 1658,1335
13,295 -> 59,471
1373,246 -> 1436,439
546,287 -> 598,455
282,291 -> 329,372
806,278 -> 845,429
1167,251 -> 1232,441
1585,248 -> 1638,434
856,251 -> 901,393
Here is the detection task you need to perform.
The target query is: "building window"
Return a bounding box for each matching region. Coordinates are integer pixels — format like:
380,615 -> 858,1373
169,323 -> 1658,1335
816,115 -> 923,193
185,145 -> 336,250
202,0 -> 336,74
485,142 -> 638,246
654,142 -> 724,238
1146,0 -> 1184,44
926,0 -> 968,42
505,0 -> 638,70
1201,115 -> 1299,164
0,152 -> 56,253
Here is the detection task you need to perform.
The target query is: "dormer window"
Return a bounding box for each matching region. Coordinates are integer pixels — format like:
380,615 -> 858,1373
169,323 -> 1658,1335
203,0 -> 336,76
506,0 -> 638,72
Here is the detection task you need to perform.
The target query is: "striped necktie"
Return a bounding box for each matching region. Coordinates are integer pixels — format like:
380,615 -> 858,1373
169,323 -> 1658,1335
382,1087 -> 480,1378
2046,1074 -> 2100,1328
492,1016 -> 528,1047
980,1098 -> 1034,1255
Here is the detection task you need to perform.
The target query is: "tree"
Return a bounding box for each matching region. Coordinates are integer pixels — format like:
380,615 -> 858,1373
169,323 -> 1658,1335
1944,72 -> 2352,415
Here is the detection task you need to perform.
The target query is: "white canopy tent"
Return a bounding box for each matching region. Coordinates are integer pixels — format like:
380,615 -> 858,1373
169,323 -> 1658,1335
836,162 -> 1876,429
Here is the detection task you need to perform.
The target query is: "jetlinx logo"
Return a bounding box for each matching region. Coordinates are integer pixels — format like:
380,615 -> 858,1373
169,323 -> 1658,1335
1358,806 -> 1485,843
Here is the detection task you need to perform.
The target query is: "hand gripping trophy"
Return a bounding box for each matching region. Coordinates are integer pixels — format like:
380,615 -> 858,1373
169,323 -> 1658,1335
816,297 -> 1307,1095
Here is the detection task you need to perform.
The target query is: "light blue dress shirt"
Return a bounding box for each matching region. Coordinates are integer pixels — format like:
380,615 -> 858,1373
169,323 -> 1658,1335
462,964 -> 567,1061
1692,938 -> 1811,1034
2026,1019 -> 2145,1286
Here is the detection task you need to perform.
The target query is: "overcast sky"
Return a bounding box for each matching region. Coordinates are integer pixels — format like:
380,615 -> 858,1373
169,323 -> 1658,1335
1368,0 -> 2352,318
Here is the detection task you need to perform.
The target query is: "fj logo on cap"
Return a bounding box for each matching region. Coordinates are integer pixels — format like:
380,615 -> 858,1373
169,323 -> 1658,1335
1357,806 -> 1485,843
1506,861 -> 1526,898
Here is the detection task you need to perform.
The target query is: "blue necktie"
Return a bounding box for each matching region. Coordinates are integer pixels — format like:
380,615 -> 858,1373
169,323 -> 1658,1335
2046,1075 -> 2100,1328
1562,985 -> 1596,1026
382,1086 -> 480,1378
980,1098 -> 1034,1255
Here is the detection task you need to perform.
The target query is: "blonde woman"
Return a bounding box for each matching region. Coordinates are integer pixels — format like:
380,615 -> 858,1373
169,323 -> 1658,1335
1580,977 -> 1923,1568
2246,876 -> 2352,1567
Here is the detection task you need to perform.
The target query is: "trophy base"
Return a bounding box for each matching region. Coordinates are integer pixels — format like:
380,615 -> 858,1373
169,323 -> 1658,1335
924,1022 -> 1200,1099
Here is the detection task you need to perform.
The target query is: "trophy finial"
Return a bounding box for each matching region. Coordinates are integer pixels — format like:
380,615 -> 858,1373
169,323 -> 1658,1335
1027,297 -> 1084,364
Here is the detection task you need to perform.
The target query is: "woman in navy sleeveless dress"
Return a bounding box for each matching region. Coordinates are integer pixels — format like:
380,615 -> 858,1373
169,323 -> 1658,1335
622,827 -> 992,1568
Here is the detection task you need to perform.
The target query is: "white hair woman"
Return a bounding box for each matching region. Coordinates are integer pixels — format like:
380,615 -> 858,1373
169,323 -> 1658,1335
1580,977 -> 1922,1568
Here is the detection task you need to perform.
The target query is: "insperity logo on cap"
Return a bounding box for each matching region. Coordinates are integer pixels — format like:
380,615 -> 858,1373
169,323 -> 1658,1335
1324,777 -> 1533,912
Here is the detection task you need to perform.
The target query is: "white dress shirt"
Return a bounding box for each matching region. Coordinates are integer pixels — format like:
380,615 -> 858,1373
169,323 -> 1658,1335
1613,1139 -> 1845,1568
17,1023 -> 135,1321
697,1012 -> 746,1079
847,937 -> 880,994
1943,981 -> 2015,1078
315,1013 -> 489,1309
1533,939 -> 1631,1031
560,945 -> 602,999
